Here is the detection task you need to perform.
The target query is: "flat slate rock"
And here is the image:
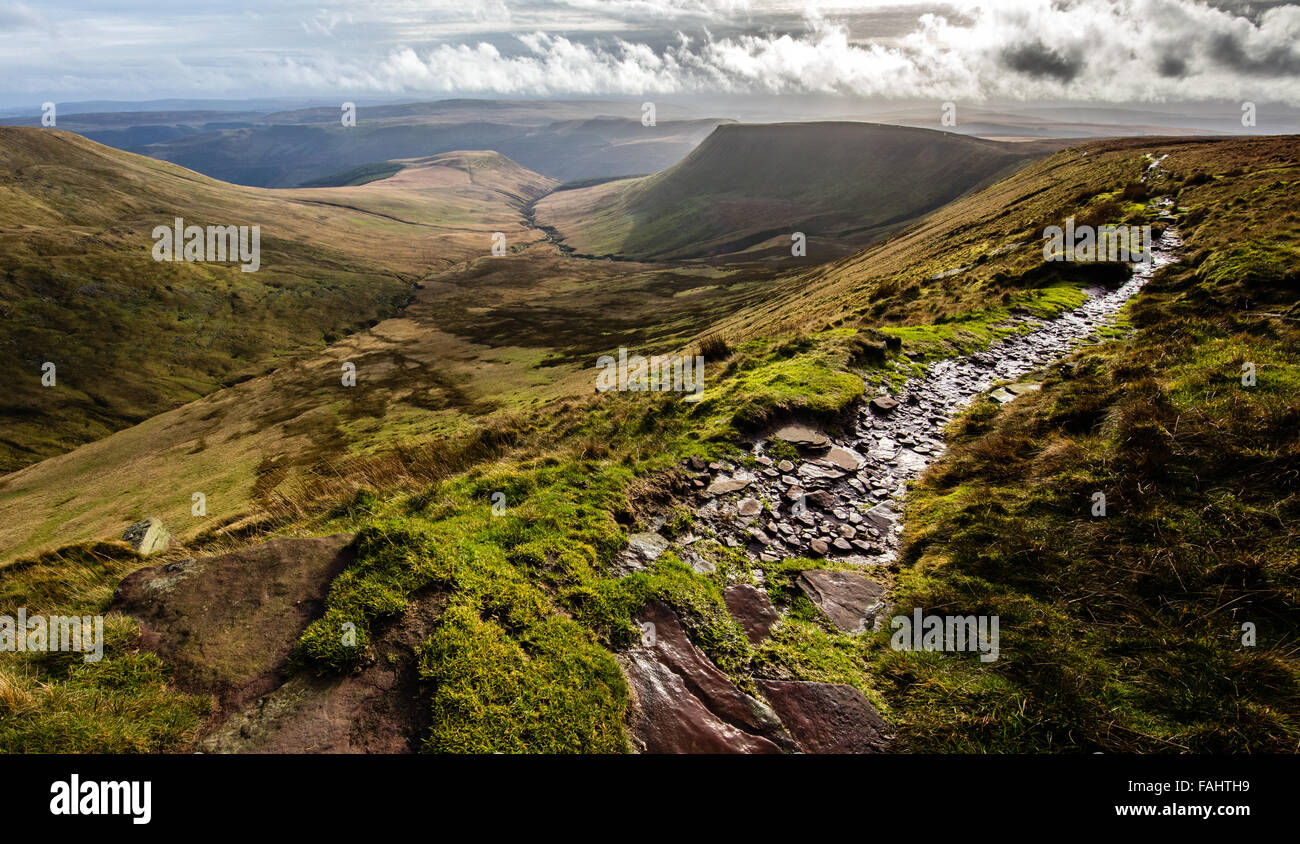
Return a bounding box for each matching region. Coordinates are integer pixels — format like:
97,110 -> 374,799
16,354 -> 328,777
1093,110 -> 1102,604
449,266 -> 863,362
869,395 -> 900,413
863,503 -> 898,532
803,489 -> 837,510
772,424 -> 830,451
623,600 -> 788,753
796,569 -> 887,634
199,591 -> 447,754
824,445 -> 865,471
723,584 -> 780,645
706,475 -> 752,495
756,680 -> 889,754
797,463 -> 844,481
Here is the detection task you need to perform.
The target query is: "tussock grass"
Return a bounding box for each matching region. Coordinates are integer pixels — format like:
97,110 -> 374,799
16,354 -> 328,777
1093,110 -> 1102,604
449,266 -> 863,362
876,149 -> 1300,752
0,544 -> 209,752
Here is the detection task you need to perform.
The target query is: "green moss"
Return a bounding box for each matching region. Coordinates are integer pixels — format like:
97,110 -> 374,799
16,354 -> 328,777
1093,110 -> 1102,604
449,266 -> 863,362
419,604 -> 627,753
690,332 -> 867,435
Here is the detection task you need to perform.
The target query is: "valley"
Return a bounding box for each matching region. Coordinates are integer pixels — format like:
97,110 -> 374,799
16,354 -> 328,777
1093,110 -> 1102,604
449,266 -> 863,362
0,121 -> 1296,756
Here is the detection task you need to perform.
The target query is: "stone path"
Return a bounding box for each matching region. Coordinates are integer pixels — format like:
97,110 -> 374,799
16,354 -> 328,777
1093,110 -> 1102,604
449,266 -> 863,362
618,188 -> 1183,753
628,216 -> 1184,580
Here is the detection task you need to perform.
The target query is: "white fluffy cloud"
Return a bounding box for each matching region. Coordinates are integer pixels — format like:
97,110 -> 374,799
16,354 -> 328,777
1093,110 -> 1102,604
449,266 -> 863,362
280,0 -> 1300,102
4,0 -> 1300,104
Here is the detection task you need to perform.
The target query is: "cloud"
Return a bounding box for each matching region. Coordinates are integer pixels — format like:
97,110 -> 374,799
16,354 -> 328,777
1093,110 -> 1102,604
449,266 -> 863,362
0,1 -> 50,33
5,1 -> 1300,104
1000,41 -> 1083,82
1157,52 -> 1189,77
303,9 -> 354,36
1207,30 -> 1300,75
287,1 -> 1300,103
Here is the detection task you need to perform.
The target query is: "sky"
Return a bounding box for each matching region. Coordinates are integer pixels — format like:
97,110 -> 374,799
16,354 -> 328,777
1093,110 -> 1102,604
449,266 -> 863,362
2,0 -> 1300,106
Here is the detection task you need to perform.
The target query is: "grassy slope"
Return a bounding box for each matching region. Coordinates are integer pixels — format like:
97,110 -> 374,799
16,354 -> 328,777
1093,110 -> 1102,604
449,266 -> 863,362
0,247 -> 796,566
0,129 -> 554,472
298,161 -> 405,187
2,134 -> 1296,753
877,136 -> 1300,752
534,122 -> 1051,260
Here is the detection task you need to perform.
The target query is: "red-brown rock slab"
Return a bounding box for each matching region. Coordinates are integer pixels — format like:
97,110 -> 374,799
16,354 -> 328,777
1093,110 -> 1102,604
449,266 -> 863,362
111,533 -> 358,713
796,569 -> 887,634
756,680 -> 889,754
723,584 -> 780,645
623,600 -> 789,753
198,591 -> 447,753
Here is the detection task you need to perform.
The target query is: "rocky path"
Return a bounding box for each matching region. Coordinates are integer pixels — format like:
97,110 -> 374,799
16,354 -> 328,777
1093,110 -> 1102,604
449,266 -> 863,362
627,215 -> 1184,584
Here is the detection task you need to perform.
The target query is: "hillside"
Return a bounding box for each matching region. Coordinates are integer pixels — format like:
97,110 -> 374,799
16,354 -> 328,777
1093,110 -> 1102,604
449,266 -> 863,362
0,128 -> 554,471
0,129 -> 1295,756
534,122 -> 1063,261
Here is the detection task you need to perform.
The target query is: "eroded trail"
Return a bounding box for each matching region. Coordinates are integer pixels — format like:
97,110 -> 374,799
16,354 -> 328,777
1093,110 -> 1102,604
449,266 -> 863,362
638,220 -> 1184,584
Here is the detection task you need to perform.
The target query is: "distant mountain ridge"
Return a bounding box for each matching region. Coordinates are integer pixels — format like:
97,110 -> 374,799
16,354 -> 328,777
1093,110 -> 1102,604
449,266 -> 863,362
534,121 -> 1066,261
0,99 -> 728,187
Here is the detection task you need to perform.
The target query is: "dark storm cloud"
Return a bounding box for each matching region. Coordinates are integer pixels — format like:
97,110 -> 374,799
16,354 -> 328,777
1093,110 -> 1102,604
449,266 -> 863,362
1001,41 -> 1083,82
1204,0 -> 1298,22
1207,31 -> 1300,75
1157,53 -> 1189,78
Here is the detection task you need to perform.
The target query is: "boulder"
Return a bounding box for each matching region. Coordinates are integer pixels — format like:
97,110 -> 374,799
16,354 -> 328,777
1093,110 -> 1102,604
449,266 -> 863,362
121,517 -> 171,556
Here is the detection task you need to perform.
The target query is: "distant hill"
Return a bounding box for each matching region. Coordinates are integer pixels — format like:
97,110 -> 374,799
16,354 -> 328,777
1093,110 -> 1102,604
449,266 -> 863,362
534,122 -> 1060,261
0,100 -> 729,188
0,128 -> 553,471
298,161 -> 406,188
136,117 -> 724,187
